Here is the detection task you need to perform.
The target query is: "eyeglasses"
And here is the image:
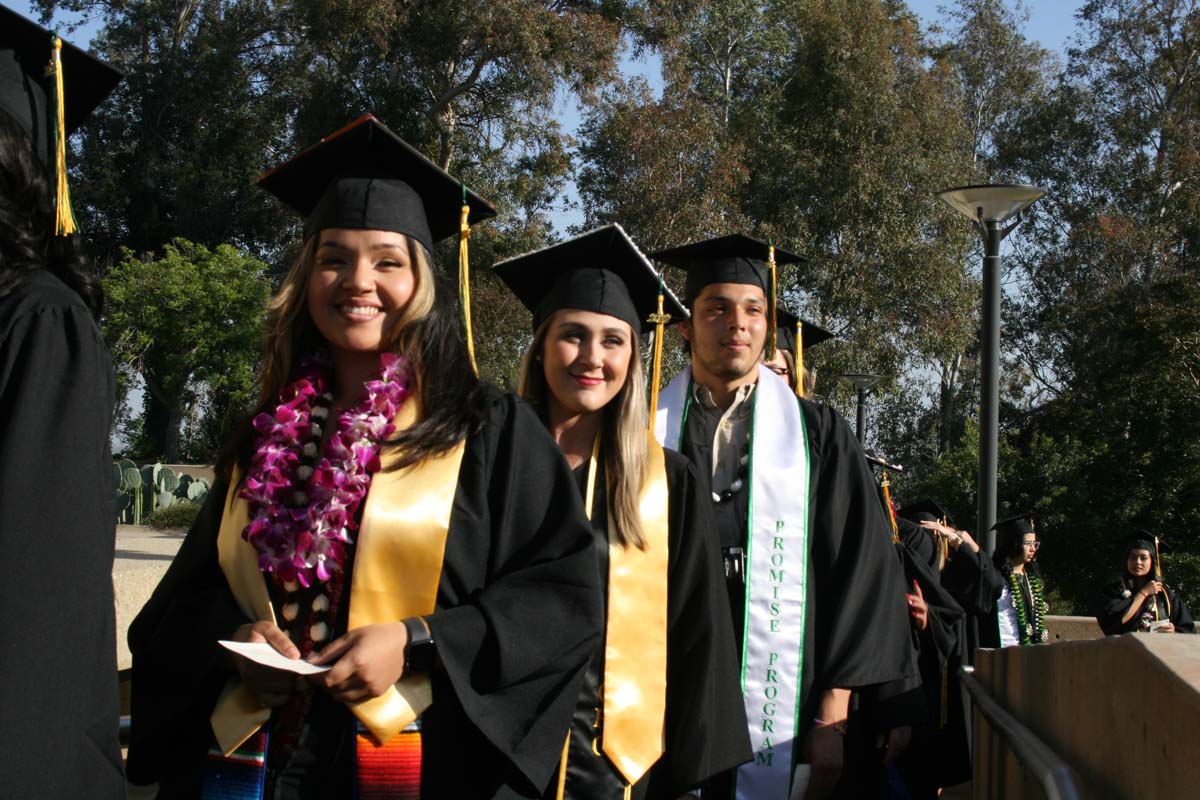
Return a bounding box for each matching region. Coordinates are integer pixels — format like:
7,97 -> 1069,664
766,365 -> 791,378
1023,541 -> 1041,550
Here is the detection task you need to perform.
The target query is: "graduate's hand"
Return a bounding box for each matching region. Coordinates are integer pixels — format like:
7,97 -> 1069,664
906,580 -> 928,631
955,529 -> 980,552
308,622 -> 409,703
801,722 -> 844,799
230,621 -> 305,708
1141,580 -> 1164,599
1155,621 -> 1176,633
875,725 -> 912,765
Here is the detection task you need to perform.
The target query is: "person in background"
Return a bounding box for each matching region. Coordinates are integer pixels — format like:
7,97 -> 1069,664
126,115 -> 603,799
760,304 -> 833,398
494,223 -> 751,799
1091,536 -> 1194,635
0,7 -> 124,798
982,514 -> 1048,648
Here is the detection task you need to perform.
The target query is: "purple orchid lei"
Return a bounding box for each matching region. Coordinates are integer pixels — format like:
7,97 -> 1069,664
240,350 -> 410,587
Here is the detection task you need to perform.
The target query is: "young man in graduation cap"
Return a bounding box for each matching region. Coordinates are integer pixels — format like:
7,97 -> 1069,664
0,6 -> 124,798
651,234 -> 913,800
760,305 -> 833,398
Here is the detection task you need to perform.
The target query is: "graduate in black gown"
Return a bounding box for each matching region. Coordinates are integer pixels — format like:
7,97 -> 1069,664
893,501 -> 971,797
651,235 -> 914,799
0,9 -> 124,798
1091,536 -> 1194,635
494,224 -> 751,799
126,115 -> 603,799
980,514 -> 1048,648
927,512 -> 1004,664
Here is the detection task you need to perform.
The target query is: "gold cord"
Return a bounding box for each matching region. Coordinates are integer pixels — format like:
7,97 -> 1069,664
458,203 -> 476,374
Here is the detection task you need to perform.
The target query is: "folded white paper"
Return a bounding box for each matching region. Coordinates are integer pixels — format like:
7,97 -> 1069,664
218,640 -> 332,675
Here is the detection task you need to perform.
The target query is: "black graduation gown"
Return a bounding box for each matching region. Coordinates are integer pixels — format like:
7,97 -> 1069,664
680,395 -> 914,774
126,389 -> 604,799
1090,579 -> 1196,635
549,451 -> 751,799
0,271 -> 124,800
892,525 -> 971,797
940,543 -> 1005,660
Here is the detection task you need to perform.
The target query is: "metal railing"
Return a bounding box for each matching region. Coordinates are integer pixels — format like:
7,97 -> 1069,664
959,666 -> 1081,800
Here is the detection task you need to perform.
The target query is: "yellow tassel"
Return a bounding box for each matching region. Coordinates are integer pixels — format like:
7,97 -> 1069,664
795,319 -> 805,398
50,37 -> 77,237
646,281 -> 672,432
554,733 -> 570,800
881,471 -> 899,543
458,202 -> 476,375
766,245 -> 777,360
1155,535 -> 1172,618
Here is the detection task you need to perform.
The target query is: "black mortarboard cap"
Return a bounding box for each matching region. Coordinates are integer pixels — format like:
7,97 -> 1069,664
774,305 -> 834,354
493,223 -> 686,334
257,114 -> 496,253
0,5 -> 121,164
898,500 -> 952,525
1126,531 -> 1173,556
651,234 -> 804,304
991,513 -> 1036,536
864,453 -> 904,473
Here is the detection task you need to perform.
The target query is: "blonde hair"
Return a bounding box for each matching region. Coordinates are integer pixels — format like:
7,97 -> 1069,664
518,314 -> 649,550
257,232 -> 436,407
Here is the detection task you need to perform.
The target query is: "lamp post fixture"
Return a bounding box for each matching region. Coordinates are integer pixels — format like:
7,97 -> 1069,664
841,373 -> 882,443
936,184 -> 1045,556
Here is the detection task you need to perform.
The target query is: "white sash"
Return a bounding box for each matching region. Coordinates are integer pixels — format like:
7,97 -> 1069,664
655,366 -> 812,799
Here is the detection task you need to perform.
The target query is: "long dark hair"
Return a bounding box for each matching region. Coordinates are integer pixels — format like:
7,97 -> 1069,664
216,233 -> 486,481
0,112 -> 102,316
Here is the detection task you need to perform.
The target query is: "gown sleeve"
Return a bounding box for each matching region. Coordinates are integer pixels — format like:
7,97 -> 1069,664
942,544 -> 1005,616
1171,590 -> 1195,633
1089,582 -> 1135,636
125,483 -> 249,784
801,400 -> 914,693
645,452 -> 752,796
0,284 -> 125,798
425,391 -> 604,793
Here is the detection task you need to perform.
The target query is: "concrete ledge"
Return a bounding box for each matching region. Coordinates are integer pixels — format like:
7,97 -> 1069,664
974,634 -> 1200,798
1045,614 -> 1102,642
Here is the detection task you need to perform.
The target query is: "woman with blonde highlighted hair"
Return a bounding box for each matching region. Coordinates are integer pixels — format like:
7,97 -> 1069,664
126,115 -> 603,799
495,224 -> 750,800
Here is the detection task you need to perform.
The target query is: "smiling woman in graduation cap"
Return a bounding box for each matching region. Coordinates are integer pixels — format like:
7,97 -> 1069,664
0,7 -> 125,799
1090,535 -> 1194,635
126,115 -> 604,799
492,224 -> 750,800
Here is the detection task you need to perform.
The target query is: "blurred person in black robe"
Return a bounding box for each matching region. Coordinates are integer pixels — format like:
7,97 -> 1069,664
1091,536 -> 1194,635
651,235 -> 914,799
0,7 -> 123,798
495,224 -> 751,799
126,116 -> 604,799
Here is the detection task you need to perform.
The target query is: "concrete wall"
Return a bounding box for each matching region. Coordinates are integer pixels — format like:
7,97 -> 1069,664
973,634 -> 1200,799
1045,614 -> 1102,642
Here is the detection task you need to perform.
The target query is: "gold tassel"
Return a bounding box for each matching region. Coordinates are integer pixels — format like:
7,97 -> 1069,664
646,277 -> 672,432
458,198 -> 476,375
765,245 -> 777,360
881,470 -> 899,544
554,733 -> 570,800
49,37 -> 77,237
1155,534 -> 1172,618
795,319 -> 805,398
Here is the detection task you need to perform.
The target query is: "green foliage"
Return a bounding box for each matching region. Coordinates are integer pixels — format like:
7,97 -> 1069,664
145,501 -> 202,530
102,239 -> 271,461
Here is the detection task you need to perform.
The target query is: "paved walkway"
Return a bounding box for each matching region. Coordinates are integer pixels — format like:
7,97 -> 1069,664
114,525 -> 185,671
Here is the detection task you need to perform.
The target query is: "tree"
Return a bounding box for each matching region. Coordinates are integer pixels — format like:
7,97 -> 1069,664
103,239 -> 271,461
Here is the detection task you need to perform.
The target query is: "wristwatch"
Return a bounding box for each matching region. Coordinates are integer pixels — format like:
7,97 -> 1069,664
403,617 -> 437,673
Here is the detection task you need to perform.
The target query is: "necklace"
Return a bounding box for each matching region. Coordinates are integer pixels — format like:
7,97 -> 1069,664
240,350 -> 410,587
1008,570 -> 1048,645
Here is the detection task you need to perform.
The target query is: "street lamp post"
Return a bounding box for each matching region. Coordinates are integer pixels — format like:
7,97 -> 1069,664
936,184 -> 1045,556
841,373 -> 882,443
